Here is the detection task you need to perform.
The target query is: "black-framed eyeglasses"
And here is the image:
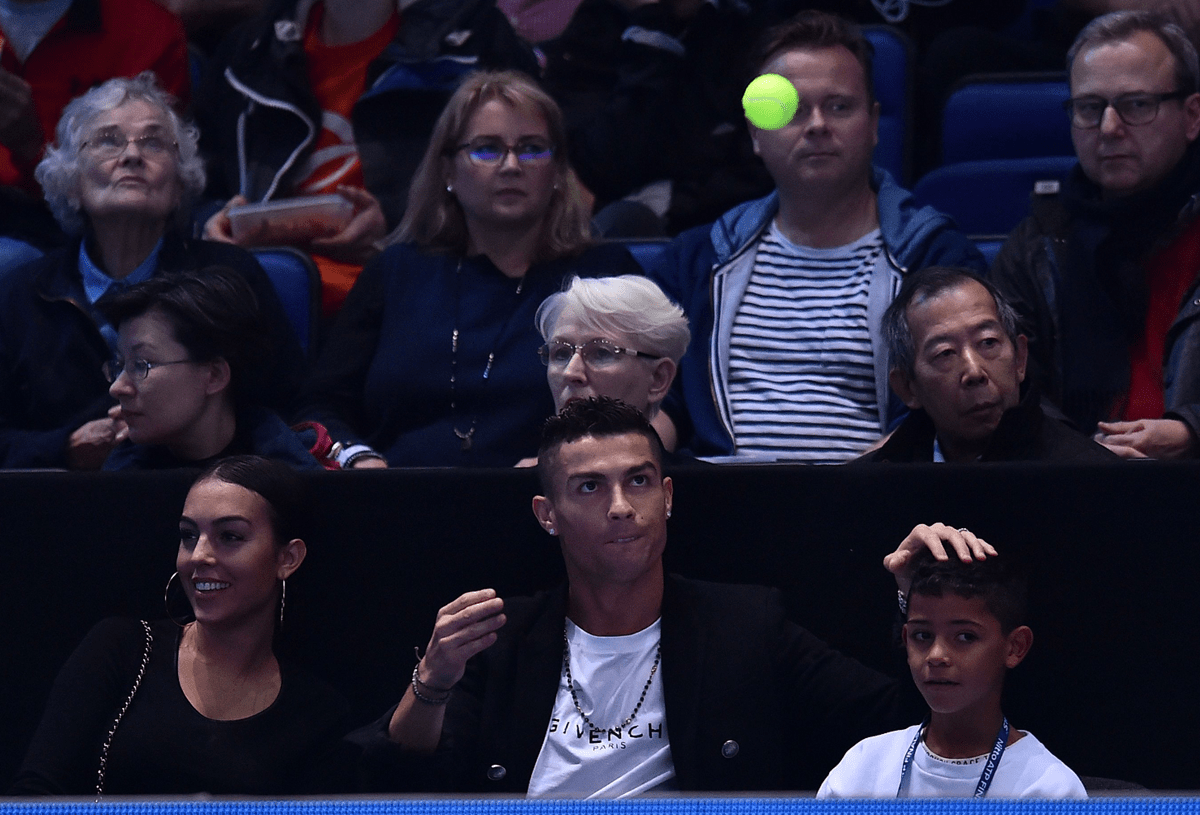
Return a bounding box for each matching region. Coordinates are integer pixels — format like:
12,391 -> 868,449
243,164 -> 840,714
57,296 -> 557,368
1063,91 -> 1189,129
454,138 -> 555,166
103,357 -> 194,383
81,128 -> 178,160
538,339 -> 663,369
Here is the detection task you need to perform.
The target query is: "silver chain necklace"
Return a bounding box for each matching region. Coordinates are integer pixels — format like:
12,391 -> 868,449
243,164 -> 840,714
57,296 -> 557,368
562,626 -> 661,731
449,259 -> 526,450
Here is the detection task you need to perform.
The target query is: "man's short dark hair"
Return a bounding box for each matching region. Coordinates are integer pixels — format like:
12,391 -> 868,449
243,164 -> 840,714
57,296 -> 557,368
753,10 -> 875,105
883,267 -> 1021,380
537,397 -> 663,495
1067,10 -> 1200,95
97,266 -> 271,404
907,549 -> 1028,634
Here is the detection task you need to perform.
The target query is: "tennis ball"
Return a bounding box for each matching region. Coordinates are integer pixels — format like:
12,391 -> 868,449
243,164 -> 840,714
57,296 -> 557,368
742,73 -> 799,130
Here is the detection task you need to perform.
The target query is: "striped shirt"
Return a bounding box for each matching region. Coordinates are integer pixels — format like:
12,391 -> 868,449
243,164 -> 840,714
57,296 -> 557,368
726,224 -> 883,463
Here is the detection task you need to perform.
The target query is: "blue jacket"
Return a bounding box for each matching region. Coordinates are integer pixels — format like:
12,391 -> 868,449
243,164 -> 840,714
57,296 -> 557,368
648,169 -> 986,457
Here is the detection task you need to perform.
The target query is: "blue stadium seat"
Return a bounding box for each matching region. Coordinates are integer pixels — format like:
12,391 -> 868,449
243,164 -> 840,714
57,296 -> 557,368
864,25 -> 913,184
251,247 -> 321,356
940,72 -> 1073,165
0,237 -> 43,277
913,155 -> 1077,240
621,239 -> 671,276
974,238 -> 1004,267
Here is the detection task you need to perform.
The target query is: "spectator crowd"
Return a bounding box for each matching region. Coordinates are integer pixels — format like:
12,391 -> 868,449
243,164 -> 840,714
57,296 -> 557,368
0,0 -> 1196,800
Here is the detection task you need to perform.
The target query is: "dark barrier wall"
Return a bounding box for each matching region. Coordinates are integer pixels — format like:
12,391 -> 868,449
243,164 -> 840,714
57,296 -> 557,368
3,463 -> 1198,791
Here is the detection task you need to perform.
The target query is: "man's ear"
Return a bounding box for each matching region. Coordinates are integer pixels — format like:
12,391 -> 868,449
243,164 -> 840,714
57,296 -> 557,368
1004,625 -> 1034,669
890,368 -> 921,410
532,495 -> 557,535
749,123 -> 761,156
1014,334 -> 1029,384
1184,92 -> 1200,142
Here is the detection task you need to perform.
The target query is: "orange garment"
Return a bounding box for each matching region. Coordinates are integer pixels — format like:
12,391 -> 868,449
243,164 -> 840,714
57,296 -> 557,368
1123,215 -> 1200,421
301,3 -> 399,316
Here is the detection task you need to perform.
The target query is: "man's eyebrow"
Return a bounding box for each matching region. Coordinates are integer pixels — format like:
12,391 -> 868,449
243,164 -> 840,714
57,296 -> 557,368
920,318 -> 1005,351
625,461 -> 660,478
905,617 -> 986,627
564,460 -> 660,483
565,471 -> 608,484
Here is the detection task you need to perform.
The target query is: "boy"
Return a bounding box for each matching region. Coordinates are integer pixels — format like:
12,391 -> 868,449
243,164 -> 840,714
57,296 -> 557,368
818,550 -> 1086,798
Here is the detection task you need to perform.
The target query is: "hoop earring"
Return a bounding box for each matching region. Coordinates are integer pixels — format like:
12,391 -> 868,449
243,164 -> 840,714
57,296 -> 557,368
278,579 -> 286,630
163,572 -> 192,628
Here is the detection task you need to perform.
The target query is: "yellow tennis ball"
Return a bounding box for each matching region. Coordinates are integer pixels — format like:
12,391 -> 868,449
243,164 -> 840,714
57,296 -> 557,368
742,73 -> 799,130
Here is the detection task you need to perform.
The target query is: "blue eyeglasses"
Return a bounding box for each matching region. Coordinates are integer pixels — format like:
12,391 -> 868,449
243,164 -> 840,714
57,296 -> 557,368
454,138 -> 555,166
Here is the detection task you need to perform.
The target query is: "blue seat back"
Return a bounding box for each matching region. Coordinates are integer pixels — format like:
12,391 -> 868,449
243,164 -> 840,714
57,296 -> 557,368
913,155 -> 1077,238
622,239 -> 671,276
864,25 -> 913,184
941,73 -> 1073,164
974,238 -> 1004,267
0,237 -> 43,277
251,247 -> 321,356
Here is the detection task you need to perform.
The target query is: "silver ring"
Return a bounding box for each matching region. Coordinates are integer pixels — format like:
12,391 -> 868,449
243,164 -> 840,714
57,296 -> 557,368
956,527 -> 970,534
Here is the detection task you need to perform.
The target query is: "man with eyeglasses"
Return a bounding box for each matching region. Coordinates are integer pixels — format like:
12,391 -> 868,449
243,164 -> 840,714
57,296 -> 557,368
993,10 -> 1200,459
648,10 -> 985,463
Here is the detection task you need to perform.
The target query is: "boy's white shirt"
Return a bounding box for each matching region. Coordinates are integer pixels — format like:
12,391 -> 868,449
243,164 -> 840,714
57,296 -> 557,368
817,724 -> 1087,798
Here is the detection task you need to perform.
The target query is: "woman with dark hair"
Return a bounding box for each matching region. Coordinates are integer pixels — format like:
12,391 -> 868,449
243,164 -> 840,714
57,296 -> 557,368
10,456 -> 351,795
297,70 -> 642,468
98,268 -> 321,470
0,73 -> 303,471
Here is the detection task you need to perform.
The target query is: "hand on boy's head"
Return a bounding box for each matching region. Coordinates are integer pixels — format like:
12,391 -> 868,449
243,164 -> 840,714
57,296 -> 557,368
884,523 -> 998,594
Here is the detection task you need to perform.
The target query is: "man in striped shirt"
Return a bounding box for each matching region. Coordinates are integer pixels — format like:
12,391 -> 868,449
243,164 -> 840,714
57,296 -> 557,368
650,10 -> 985,462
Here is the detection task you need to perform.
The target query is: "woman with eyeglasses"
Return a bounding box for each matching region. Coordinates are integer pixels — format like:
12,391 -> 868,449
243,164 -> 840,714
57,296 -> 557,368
96,267 -> 323,470
0,73 -> 303,471
296,70 -> 642,467
536,275 -> 689,420
510,275 -> 690,467
10,455 -> 353,795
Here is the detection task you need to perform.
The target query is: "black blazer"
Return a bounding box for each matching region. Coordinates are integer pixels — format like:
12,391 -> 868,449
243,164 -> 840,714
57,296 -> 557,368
357,574 -> 914,792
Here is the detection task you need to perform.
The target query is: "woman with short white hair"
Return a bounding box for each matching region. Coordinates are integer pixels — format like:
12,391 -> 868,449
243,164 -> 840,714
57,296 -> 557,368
536,274 -> 689,421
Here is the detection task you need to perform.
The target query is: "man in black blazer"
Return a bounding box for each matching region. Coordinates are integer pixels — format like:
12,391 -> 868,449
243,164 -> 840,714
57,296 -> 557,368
359,397 -> 993,793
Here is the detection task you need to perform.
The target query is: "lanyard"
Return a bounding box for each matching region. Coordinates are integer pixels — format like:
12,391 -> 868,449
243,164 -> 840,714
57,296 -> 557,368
897,717 -> 1010,798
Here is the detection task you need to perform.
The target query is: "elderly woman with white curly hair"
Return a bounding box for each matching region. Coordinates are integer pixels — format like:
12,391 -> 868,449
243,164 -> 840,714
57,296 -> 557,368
0,73 -> 303,470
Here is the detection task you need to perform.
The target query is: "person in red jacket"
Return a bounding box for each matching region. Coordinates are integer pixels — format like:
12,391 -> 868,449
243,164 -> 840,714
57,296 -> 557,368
0,0 -> 189,191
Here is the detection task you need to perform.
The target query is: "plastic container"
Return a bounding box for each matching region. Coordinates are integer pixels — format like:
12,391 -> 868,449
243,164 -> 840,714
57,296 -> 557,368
228,194 -> 355,245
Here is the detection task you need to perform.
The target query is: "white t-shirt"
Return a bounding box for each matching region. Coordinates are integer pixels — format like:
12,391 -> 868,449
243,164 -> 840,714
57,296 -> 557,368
818,724 -> 1087,798
526,619 -> 675,798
